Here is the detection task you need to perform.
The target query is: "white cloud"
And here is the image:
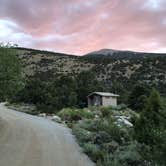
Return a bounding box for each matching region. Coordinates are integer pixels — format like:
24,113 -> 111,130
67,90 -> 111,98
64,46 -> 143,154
0,19 -> 34,47
0,20 -> 18,37
143,0 -> 161,10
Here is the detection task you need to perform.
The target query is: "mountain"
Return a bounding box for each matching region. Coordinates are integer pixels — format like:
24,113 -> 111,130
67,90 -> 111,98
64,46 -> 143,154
15,47 -> 166,97
85,48 -> 166,59
85,49 -> 120,56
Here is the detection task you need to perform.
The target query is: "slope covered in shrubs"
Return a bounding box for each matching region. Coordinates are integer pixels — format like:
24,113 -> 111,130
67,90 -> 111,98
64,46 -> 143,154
58,106 -> 142,165
58,90 -> 166,166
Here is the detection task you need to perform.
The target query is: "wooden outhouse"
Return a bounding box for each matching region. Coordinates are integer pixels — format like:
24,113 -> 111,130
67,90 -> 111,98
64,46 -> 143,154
87,92 -> 119,107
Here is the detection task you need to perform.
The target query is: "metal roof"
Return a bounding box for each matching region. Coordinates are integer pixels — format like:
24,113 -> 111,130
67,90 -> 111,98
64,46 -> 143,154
87,92 -> 119,97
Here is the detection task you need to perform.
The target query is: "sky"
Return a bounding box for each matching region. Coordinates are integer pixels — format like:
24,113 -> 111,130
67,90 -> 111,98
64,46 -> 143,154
0,0 -> 166,55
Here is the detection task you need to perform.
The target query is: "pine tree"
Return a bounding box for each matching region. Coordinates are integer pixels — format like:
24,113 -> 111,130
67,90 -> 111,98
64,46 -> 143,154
0,47 -> 23,101
128,84 -> 150,111
134,88 -> 166,165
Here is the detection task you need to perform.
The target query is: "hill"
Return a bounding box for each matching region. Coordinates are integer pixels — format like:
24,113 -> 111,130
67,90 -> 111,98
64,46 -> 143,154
85,48 -> 166,59
15,47 -> 166,98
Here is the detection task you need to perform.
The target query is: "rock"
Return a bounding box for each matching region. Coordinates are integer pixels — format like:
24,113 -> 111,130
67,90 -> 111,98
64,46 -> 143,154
51,115 -> 62,123
38,113 -> 46,117
115,115 -> 133,127
95,115 -> 99,119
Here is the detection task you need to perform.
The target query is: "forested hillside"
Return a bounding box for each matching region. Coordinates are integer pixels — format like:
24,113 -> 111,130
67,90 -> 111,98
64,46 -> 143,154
1,46 -> 166,110
16,47 -> 166,99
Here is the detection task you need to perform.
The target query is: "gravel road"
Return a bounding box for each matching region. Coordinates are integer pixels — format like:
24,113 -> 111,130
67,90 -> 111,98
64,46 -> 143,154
0,103 -> 94,166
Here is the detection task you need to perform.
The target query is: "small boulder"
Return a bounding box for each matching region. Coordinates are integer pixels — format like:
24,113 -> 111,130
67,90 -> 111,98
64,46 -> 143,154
51,115 -> 62,123
38,113 -> 46,117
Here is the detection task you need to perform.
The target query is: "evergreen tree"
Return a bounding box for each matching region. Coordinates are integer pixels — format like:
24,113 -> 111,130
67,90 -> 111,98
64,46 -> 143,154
128,83 -> 150,111
0,47 -> 23,101
15,78 -> 47,104
76,71 -> 104,107
134,89 -> 166,165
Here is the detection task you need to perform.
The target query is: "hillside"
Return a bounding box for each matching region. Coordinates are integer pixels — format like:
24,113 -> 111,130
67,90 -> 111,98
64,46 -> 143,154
15,47 -> 166,97
16,47 -> 94,80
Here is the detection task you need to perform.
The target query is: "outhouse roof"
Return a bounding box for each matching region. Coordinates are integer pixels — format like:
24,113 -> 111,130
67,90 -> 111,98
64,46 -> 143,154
87,92 -> 119,97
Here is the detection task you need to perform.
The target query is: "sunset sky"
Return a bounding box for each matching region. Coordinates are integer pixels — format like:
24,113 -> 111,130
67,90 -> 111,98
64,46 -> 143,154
0,0 -> 166,55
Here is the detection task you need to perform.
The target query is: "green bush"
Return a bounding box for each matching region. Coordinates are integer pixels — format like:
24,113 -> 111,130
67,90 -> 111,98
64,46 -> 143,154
94,131 -> 111,144
36,103 -> 56,114
101,106 -> 114,117
97,155 -> 121,166
58,108 -> 94,122
0,48 -> 23,101
73,126 -> 94,143
103,121 -> 124,143
102,141 -> 119,153
112,141 -> 143,166
83,143 -> 105,162
97,141 -> 145,166
76,119 -> 96,131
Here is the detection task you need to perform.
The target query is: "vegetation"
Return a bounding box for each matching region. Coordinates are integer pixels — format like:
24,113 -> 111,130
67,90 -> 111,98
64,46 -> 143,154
58,105 -> 143,165
0,47 -> 23,101
134,89 -> 166,165
13,47 -> 166,103
14,71 -> 106,113
57,89 -> 166,166
0,46 -> 166,165
128,83 -> 150,111
76,71 -> 104,107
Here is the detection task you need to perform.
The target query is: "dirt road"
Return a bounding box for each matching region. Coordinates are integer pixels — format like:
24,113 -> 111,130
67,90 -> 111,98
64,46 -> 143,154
0,103 -> 94,166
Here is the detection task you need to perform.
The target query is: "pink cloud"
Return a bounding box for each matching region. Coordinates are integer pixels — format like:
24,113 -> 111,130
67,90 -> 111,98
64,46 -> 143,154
0,0 -> 166,55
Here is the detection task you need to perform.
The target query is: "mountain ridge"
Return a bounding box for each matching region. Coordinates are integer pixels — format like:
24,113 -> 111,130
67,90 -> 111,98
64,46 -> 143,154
86,48 -> 166,55
16,47 -> 166,57
85,48 -> 166,59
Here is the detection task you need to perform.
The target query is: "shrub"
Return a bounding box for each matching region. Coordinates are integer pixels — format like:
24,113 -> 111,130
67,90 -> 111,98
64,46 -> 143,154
102,141 -> 119,153
36,103 -> 56,114
94,131 -> 111,144
72,126 -> 94,143
83,143 -> 105,162
80,108 -> 94,119
116,104 -> 128,110
76,119 -> 96,131
97,155 -> 121,166
58,108 -> 94,122
112,141 -> 144,166
58,108 -> 81,122
101,106 -> 114,117
105,122 -> 124,143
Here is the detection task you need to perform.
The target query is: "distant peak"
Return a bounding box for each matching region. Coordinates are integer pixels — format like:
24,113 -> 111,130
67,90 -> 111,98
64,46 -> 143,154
85,48 -> 121,56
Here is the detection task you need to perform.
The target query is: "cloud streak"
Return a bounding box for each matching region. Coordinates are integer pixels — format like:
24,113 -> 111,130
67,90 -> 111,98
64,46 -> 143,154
0,0 -> 166,55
